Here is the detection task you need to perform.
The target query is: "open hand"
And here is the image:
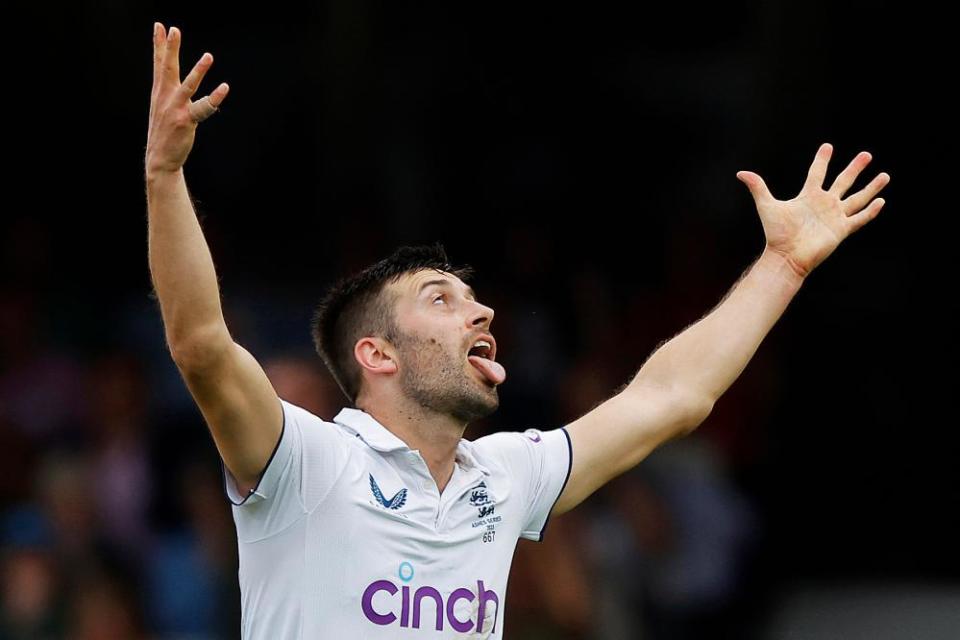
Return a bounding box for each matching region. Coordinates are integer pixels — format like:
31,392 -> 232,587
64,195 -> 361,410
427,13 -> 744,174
737,143 -> 890,279
146,23 -> 230,176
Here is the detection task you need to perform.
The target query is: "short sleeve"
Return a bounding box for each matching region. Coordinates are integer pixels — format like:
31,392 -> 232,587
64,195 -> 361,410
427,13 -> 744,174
475,426 -> 573,542
221,398 -> 351,541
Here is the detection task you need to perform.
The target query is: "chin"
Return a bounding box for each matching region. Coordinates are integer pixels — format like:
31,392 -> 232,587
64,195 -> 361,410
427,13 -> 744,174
459,378 -> 499,421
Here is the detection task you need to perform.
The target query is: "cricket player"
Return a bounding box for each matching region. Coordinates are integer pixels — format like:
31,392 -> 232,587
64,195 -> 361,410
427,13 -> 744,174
145,22 -> 890,638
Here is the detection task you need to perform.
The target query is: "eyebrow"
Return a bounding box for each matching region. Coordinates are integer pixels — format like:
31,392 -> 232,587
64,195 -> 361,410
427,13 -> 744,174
418,279 -> 477,301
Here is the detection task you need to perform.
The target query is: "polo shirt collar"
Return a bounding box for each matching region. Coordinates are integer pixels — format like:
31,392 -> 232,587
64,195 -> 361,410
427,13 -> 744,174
334,407 -> 408,452
333,407 -> 490,475
454,441 -> 491,476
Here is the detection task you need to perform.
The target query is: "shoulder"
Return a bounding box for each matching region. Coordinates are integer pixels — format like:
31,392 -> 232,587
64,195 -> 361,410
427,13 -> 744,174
279,397 -> 323,425
472,428 -> 547,450
470,427 -> 570,472
472,426 -> 567,449
277,399 -> 357,452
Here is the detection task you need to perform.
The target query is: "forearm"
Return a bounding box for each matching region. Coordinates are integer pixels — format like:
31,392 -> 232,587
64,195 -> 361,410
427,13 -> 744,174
628,247 -> 805,416
146,168 -> 230,359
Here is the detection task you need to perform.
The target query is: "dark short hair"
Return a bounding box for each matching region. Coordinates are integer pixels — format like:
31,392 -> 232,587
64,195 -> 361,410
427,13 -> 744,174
310,242 -> 474,405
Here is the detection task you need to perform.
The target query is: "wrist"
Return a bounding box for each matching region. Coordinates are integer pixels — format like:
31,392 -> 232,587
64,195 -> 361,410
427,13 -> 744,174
145,165 -> 184,187
758,247 -> 807,289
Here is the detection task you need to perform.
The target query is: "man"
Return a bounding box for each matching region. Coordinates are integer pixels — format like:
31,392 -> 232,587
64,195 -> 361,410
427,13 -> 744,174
145,22 -> 890,639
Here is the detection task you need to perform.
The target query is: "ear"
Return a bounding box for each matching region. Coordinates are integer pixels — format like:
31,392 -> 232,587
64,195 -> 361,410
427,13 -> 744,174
354,337 -> 399,376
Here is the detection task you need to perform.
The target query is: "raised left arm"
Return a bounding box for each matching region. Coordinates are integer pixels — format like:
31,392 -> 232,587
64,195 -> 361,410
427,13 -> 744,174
552,143 -> 890,515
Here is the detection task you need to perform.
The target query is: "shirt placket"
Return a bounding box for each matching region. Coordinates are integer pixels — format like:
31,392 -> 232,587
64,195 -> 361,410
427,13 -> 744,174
405,450 -> 484,532
435,466 -> 486,533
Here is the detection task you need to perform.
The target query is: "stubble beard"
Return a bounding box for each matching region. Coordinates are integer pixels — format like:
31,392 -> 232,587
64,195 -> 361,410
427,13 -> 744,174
394,329 -> 499,425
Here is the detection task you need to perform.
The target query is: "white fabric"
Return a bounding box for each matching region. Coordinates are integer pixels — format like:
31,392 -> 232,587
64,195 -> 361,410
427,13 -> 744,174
222,397 -> 573,639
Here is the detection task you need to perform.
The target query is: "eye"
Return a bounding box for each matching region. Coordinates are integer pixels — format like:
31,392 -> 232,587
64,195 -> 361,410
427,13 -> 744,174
432,294 -> 446,305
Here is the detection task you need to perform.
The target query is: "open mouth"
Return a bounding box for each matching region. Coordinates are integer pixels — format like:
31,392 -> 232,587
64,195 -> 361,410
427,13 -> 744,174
466,338 -> 494,361
466,337 -> 506,386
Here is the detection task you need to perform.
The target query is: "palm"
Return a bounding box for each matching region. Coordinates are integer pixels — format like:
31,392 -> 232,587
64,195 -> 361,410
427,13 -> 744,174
737,143 -> 890,278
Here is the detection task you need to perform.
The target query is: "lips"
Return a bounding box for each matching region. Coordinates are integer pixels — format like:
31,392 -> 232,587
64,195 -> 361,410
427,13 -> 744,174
467,334 -> 497,362
464,333 -> 504,385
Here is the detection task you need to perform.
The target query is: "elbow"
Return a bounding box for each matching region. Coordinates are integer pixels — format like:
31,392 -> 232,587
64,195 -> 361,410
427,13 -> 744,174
169,323 -> 233,371
675,391 -> 716,437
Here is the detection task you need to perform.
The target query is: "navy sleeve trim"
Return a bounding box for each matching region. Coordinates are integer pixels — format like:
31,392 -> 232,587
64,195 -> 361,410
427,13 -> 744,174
220,396 -> 287,506
536,425 -> 574,542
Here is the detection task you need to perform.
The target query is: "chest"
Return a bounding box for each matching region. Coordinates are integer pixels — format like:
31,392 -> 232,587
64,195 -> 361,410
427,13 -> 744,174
325,450 -> 520,553
298,451 -> 521,637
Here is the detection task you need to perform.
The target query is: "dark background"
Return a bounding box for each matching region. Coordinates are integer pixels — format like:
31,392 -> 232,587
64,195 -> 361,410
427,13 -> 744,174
2,1 -> 956,638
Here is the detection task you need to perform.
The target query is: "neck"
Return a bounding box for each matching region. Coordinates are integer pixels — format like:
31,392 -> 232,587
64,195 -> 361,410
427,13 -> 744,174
358,398 -> 466,494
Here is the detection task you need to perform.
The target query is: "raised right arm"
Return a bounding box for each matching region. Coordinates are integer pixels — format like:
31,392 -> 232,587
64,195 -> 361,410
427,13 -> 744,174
146,22 -> 281,493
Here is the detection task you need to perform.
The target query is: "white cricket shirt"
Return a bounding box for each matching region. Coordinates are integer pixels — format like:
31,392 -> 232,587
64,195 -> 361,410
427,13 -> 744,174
222,398 -> 573,639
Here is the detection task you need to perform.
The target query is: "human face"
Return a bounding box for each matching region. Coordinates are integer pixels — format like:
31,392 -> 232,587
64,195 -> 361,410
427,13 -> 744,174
389,269 -> 504,423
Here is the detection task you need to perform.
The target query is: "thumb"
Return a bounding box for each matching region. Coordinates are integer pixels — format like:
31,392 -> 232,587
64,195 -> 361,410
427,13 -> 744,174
736,171 -> 774,205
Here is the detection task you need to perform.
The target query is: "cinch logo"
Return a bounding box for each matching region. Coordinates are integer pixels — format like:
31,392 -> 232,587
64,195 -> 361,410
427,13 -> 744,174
361,562 -> 499,634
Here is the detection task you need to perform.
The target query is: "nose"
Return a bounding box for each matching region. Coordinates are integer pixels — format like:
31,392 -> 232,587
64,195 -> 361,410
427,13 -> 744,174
466,299 -> 495,329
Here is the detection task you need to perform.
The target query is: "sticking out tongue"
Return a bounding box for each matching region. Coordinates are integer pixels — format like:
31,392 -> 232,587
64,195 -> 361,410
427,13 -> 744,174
468,355 -> 507,385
